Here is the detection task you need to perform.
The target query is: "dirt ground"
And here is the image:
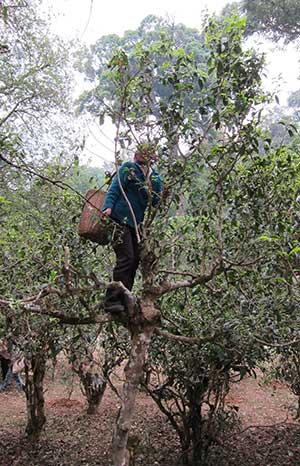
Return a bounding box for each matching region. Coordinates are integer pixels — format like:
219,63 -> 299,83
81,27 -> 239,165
0,367 -> 300,466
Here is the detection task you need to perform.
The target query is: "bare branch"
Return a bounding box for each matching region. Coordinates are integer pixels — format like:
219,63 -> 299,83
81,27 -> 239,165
155,328 -> 215,345
222,414 -> 290,442
63,246 -> 72,292
253,335 -> 300,348
158,269 -> 198,279
152,260 -> 224,297
0,278 -> 131,307
24,304 -> 112,325
0,96 -> 34,127
223,256 -> 264,268
0,154 -> 118,222
0,298 -> 112,325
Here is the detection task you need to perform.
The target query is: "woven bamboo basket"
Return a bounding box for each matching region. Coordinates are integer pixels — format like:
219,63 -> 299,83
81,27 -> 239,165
78,189 -> 112,245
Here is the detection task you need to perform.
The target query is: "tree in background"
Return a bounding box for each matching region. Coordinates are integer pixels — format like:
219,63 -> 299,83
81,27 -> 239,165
0,0 -> 105,438
75,14 -> 205,122
221,0 -> 300,43
221,0 -> 300,196
288,89 -> 300,119
66,326 -> 129,415
0,0 -> 82,173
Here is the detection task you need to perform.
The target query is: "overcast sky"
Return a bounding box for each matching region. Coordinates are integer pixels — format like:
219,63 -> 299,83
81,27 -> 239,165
43,0 -> 300,166
46,0 -> 229,42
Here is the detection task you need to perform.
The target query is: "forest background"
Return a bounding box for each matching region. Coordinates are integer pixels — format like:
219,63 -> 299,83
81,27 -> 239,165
1,1 -> 300,465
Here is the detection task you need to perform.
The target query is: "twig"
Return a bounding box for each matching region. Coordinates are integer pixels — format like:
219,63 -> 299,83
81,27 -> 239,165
253,335 -> 300,348
222,256 -> 264,267
22,304 -> 112,325
158,269 -> 198,278
63,246 -> 72,292
0,154 -> 117,220
155,328 -> 215,345
222,414 -> 291,441
152,260 -> 224,297
0,96 -> 34,127
107,377 -> 122,400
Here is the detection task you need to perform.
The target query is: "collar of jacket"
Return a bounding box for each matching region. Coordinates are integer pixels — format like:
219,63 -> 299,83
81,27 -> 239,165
134,161 -> 152,178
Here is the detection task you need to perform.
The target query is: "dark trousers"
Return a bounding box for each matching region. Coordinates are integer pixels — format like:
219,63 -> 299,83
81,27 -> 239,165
0,356 -> 9,381
105,226 -> 140,304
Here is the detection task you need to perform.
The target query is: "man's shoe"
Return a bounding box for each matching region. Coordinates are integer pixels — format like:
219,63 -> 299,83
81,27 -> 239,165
104,302 -> 125,313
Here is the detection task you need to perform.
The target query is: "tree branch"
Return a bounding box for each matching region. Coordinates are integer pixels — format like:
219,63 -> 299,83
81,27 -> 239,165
152,260 -> 224,297
0,96 -> 34,127
157,269 -> 198,279
0,299 -> 112,325
155,328 -> 215,345
253,335 -> 300,348
0,154 -> 123,231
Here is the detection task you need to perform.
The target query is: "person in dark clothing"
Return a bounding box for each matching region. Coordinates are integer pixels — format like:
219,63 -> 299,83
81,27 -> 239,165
0,338 -> 10,381
0,338 -> 24,391
102,146 -> 163,313
0,354 -> 9,381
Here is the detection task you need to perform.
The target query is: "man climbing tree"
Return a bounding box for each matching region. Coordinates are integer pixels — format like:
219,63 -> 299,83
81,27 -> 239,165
102,144 -> 163,313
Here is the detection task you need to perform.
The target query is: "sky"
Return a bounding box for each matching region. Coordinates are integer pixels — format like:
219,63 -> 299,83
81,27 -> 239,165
43,0 -> 300,166
46,0 -> 228,42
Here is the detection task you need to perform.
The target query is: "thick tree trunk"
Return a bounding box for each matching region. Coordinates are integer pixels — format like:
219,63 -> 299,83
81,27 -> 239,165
191,405 -> 204,466
70,348 -> 109,415
112,325 -> 154,466
188,388 -> 206,466
179,434 -> 192,466
24,354 -> 46,439
80,372 -> 107,415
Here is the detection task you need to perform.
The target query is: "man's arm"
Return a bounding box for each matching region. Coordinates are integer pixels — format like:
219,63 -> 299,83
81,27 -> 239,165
102,162 -> 131,213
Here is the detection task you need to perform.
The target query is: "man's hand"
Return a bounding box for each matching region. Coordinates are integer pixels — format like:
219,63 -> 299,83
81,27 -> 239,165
102,208 -> 112,217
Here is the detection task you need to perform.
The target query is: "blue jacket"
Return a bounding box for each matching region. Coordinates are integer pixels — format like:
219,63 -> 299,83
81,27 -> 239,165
102,161 -> 163,228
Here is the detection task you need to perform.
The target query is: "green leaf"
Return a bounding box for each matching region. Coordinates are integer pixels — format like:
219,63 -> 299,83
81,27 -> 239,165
258,235 -> 280,242
289,246 -> 300,256
2,6 -> 8,23
0,195 -> 10,205
49,270 -> 58,281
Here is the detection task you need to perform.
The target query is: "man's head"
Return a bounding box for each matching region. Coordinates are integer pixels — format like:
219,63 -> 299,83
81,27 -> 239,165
134,143 -> 158,165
